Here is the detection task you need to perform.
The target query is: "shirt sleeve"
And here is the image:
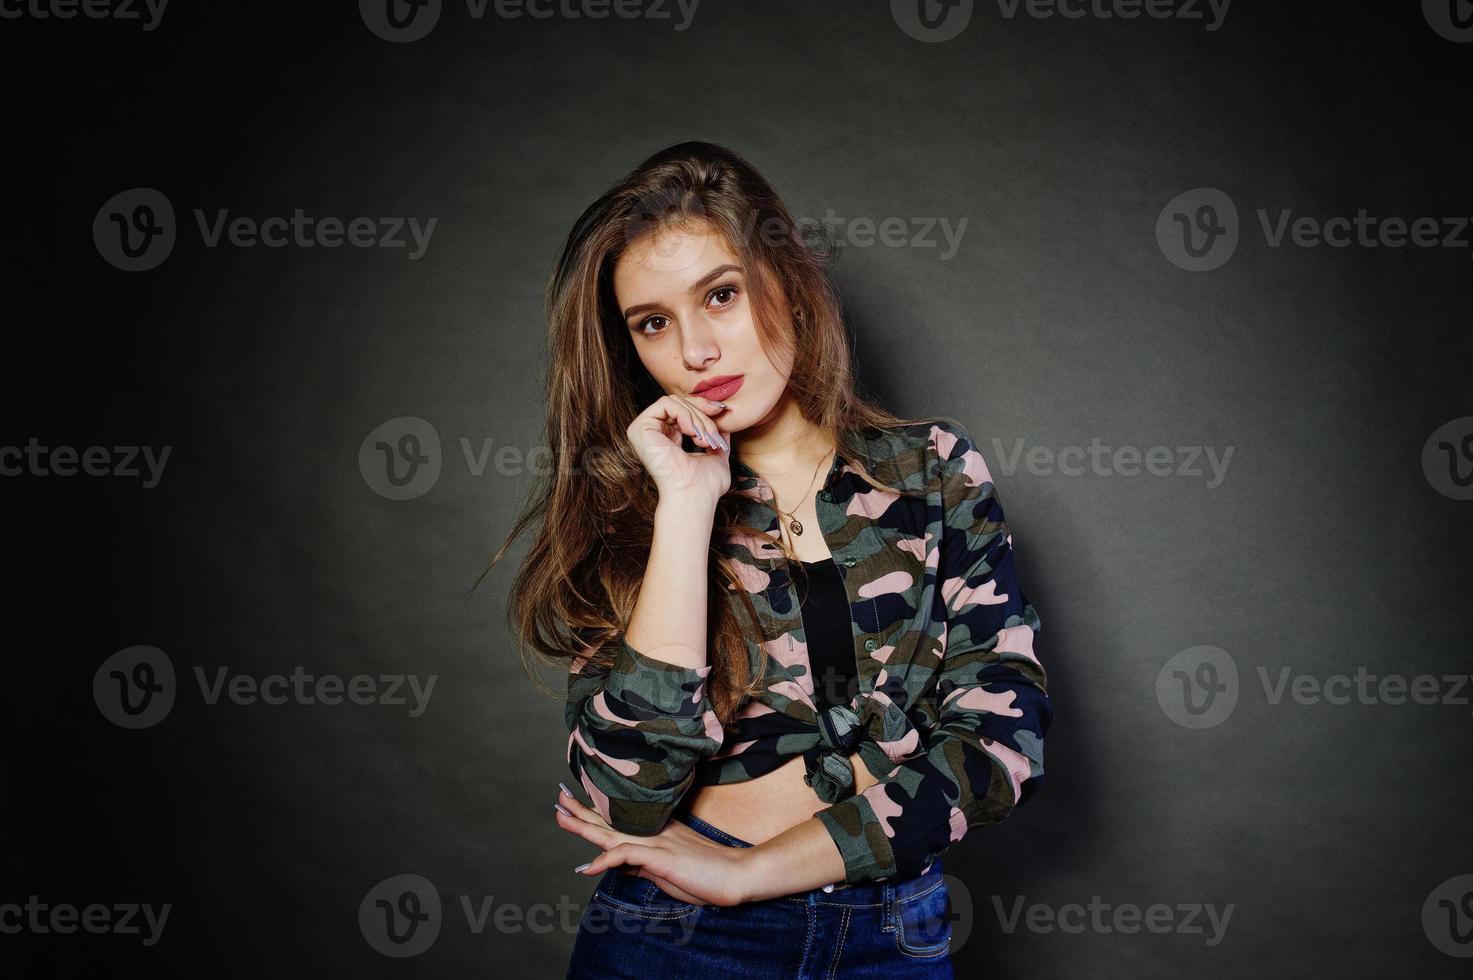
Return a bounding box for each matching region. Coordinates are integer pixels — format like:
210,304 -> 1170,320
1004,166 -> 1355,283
814,419 -> 1053,884
565,629 -> 726,836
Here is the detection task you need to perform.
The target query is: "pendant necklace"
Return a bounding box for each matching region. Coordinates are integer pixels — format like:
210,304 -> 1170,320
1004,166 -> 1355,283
768,446 -> 834,541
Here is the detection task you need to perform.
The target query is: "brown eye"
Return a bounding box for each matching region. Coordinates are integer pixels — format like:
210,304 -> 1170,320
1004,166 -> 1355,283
708,284 -> 739,307
636,314 -> 669,336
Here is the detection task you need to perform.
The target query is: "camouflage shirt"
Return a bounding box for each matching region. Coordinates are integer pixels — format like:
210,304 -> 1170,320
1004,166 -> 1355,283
566,417 -> 1052,885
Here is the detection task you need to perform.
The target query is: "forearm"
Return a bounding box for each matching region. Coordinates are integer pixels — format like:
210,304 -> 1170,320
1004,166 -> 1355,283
739,817 -> 848,903
623,497 -> 716,670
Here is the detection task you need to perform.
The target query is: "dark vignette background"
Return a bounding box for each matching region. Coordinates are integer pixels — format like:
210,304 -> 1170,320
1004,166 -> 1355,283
3,1 -> 1470,976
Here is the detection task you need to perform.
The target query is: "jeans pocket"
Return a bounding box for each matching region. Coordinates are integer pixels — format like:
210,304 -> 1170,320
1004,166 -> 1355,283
894,878 -> 952,959
592,868 -> 702,919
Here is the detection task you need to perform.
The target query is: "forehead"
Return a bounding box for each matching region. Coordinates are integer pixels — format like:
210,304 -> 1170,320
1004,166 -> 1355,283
612,221 -> 741,299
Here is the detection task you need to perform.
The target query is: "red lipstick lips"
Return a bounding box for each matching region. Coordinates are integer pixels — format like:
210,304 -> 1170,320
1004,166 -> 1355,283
692,375 -> 743,401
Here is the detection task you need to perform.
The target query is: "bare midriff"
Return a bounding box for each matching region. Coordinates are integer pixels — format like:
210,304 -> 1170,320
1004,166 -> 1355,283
683,748 -> 879,845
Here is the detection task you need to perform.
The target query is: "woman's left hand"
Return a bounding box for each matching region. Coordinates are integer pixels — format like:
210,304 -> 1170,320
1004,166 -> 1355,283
554,785 -> 758,907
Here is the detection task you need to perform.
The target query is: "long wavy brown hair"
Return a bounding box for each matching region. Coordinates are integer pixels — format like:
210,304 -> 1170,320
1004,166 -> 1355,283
482,140 -> 937,726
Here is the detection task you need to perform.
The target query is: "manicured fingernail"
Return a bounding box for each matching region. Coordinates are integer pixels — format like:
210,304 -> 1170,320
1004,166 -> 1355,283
574,862 -> 592,874
554,803 -> 572,817
558,782 -> 573,798
709,400 -> 727,408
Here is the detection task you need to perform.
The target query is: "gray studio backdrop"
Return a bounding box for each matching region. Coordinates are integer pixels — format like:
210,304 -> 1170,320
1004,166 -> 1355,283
39,1 -> 1473,977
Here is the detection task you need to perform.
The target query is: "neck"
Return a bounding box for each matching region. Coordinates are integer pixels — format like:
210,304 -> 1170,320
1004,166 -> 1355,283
731,392 -> 834,483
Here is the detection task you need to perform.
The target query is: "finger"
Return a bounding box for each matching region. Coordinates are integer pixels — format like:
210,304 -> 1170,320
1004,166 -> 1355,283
638,871 -> 708,906
675,400 -> 719,451
578,842 -> 664,879
653,397 -> 713,450
553,804 -> 622,851
675,399 -> 727,452
557,784 -> 613,830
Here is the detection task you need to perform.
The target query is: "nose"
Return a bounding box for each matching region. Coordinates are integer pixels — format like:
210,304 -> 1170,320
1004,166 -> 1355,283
680,317 -> 719,370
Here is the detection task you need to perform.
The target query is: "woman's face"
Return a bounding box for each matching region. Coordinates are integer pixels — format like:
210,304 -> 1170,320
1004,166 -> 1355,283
612,221 -> 793,435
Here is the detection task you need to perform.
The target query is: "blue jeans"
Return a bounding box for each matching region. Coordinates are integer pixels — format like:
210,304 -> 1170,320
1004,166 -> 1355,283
565,811 -> 954,979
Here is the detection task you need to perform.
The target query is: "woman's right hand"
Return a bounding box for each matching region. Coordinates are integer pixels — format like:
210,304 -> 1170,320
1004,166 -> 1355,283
626,394 -> 732,506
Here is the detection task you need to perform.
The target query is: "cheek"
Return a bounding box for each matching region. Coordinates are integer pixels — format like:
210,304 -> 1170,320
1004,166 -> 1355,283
761,336 -> 796,385
737,321 -> 789,382
635,344 -> 680,387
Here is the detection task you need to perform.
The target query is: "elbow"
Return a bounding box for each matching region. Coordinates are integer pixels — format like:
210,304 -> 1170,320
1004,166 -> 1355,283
566,729 -> 701,835
966,730 -> 1046,822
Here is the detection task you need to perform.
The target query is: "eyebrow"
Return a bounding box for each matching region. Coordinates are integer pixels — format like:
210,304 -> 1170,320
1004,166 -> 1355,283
621,263 -> 743,322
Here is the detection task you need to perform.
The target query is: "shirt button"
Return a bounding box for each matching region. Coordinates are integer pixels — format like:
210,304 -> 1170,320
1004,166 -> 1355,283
863,638 -> 878,651
842,556 -> 857,567
818,491 -> 832,502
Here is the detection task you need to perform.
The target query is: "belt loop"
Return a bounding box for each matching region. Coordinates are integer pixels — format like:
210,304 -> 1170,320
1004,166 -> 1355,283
881,881 -> 897,932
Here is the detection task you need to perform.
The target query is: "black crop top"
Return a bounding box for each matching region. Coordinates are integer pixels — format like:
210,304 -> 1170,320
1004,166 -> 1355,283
681,555 -> 864,794
793,558 -> 859,711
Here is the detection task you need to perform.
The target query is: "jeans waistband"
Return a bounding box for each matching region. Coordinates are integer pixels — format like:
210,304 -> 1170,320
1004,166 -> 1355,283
674,810 -> 943,905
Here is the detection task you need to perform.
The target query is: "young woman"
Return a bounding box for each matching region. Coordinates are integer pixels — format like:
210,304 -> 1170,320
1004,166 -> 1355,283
493,141 -> 1052,977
